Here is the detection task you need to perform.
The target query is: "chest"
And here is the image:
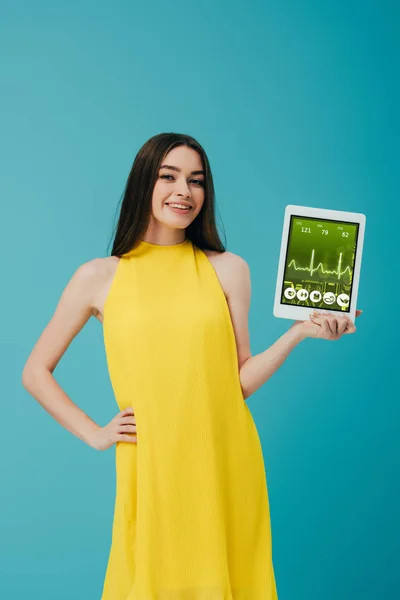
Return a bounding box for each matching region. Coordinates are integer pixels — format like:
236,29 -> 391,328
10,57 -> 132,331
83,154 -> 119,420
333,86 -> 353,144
103,248 -> 233,352
95,249 -> 232,324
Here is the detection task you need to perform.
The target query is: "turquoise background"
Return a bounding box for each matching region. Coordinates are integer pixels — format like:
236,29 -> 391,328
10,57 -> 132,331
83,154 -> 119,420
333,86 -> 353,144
1,1 -> 398,598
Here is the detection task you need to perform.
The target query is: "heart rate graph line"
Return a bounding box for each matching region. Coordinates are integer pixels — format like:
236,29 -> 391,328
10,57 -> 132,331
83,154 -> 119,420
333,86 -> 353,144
287,249 -> 352,280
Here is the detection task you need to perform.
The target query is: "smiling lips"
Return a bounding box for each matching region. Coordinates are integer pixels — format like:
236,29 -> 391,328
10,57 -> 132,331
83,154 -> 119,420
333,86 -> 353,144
166,203 -> 192,212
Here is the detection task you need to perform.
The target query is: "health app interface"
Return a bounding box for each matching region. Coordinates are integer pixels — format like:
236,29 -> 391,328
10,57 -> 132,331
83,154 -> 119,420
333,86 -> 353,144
280,215 -> 359,313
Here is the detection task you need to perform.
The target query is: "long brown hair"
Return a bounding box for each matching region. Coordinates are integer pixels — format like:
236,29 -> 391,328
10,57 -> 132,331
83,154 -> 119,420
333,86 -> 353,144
108,133 -> 226,257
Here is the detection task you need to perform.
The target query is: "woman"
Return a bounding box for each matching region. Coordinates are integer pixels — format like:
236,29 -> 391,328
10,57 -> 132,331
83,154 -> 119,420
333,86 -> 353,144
22,132 -> 361,599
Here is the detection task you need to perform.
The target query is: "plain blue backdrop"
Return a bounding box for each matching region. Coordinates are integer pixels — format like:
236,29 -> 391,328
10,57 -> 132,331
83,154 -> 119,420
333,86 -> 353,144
1,1 -> 398,598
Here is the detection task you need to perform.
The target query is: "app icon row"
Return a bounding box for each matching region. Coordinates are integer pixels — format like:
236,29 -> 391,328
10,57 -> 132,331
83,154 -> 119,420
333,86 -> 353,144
283,287 -> 349,307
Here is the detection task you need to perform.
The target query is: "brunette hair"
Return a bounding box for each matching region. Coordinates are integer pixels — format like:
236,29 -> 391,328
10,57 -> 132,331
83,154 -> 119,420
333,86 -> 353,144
108,132 -> 226,257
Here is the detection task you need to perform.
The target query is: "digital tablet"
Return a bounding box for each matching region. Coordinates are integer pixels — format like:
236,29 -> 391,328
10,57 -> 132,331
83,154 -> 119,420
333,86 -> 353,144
273,205 -> 366,323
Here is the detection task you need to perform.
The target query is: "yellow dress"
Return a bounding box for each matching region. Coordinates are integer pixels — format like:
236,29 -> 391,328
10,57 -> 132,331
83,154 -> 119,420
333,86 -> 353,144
101,237 -> 278,599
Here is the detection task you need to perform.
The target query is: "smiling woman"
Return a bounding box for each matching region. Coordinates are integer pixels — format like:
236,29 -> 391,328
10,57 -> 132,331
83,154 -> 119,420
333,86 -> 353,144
98,133 -> 279,598
145,151 -> 207,232
22,132 -> 279,600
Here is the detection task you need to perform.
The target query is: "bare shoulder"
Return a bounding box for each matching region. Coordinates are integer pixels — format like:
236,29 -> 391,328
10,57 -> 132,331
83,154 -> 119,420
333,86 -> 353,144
66,256 -> 117,311
202,249 -> 248,298
21,256 -> 118,376
63,255 -> 120,320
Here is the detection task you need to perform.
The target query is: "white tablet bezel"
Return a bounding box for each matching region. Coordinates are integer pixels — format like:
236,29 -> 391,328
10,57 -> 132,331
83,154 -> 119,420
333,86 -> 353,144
273,205 -> 366,323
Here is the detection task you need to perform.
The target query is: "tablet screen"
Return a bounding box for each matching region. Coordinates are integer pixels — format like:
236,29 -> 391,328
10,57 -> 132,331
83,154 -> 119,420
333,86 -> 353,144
280,215 -> 360,313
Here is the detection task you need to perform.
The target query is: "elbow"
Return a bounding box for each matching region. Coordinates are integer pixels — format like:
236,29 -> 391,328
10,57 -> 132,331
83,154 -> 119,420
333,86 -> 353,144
21,361 -> 43,391
21,364 -> 33,390
239,356 -> 251,401
22,360 -> 52,390
241,388 -> 251,402
239,376 -> 250,402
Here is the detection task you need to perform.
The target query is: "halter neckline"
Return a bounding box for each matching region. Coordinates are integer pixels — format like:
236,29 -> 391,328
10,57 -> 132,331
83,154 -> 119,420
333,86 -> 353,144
138,238 -> 190,248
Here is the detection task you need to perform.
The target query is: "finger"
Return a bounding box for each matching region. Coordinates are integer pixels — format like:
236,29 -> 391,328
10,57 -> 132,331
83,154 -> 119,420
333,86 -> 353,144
319,316 -> 333,338
324,313 -> 346,337
349,315 -> 357,329
117,433 -> 137,443
355,310 -> 363,318
343,322 -> 356,334
309,314 -> 321,326
120,407 -> 135,416
331,318 -> 339,336
321,314 -> 337,336
345,315 -> 356,333
312,312 -> 355,335
120,415 -> 136,425
118,425 -> 137,433
310,313 -> 333,335
337,316 -> 348,335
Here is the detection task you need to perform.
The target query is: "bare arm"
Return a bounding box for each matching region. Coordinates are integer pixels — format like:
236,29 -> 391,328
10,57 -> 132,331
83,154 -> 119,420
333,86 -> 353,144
224,254 -> 305,400
22,260 -> 102,448
226,253 -> 358,401
239,326 -> 306,400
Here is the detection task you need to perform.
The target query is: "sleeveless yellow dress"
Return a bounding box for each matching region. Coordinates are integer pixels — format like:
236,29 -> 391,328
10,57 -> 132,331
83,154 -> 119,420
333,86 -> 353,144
101,237 -> 278,599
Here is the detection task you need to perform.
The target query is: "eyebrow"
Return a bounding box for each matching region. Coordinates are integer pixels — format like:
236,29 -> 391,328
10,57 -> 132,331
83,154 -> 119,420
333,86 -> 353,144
159,164 -> 205,176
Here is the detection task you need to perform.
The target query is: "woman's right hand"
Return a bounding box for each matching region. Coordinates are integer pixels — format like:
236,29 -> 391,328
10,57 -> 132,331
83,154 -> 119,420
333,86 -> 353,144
90,407 -> 137,451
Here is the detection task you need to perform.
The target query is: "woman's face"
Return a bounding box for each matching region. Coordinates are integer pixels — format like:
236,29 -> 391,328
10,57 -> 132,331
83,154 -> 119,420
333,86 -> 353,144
150,145 -> 205,232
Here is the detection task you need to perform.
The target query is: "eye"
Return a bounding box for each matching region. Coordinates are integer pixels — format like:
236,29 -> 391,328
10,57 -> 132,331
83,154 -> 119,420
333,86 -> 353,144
160,174 -> 204,187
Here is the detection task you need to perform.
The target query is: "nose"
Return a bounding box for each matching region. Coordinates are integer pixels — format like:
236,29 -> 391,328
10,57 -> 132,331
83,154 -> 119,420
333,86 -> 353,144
176,178 -> 191,198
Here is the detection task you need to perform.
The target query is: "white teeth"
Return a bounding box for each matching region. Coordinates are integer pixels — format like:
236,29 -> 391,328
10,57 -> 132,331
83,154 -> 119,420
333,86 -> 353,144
168,203 -> 191,210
